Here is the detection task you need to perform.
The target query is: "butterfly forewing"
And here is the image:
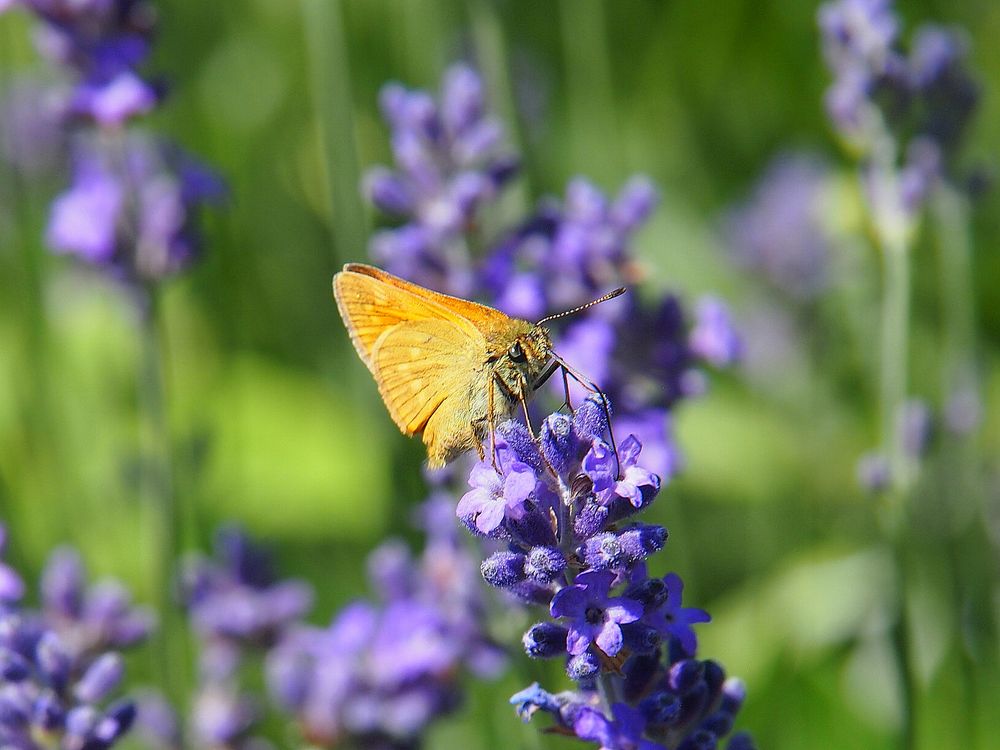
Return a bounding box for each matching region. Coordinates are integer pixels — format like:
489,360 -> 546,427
333,265 -> 484,371
340,263 -> 514,339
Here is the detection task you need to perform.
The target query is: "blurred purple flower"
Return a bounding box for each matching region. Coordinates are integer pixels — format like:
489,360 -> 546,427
0,526 -> 139,749
722,153 -> 833,300
46,133 -> 224,282
181,526 -> 312,648
268,497 -> 502,747
689,296 -> 743,367
364,64 -> 517,295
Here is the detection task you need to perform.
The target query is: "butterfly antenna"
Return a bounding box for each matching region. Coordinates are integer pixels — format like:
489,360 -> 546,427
536,287 -> 626,327
548,352 -> 621,480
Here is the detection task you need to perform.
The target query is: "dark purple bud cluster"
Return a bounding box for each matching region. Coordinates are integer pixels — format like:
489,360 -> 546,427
0,526 -> 143,749
454,397 -> 750,748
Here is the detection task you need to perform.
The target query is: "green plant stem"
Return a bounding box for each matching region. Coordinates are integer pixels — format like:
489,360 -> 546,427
138,287 -> 184,704
300,0 -> 366,267
879,233 -> 911,493
868,137 -> 916,750
931,181 -> 979,750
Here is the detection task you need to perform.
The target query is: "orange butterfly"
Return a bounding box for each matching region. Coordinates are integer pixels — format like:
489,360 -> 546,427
333,263 -> 622,468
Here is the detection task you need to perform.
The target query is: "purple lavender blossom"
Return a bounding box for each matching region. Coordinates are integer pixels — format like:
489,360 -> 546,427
583,435 -> 661,509
39,547 -> 155,661
722,154 -> 834,300
180,526 -> 313,649
456,446 -> 538,534
356,63 -> 749,749
361,67 -> 738,489
267,498 -> 502,747
46,133 -> 224,282
448,400 -> 747,747
2,0 -> 160,128
819,0 -> 979,178
550,570 -> 643,657
634,571 -> 711,658
364,63 -> 517,296
0,525 -> 139,749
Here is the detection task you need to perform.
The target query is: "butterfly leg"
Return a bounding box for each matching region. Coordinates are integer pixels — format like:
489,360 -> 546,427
487,377 -> 501,471
548,353 -> 621,480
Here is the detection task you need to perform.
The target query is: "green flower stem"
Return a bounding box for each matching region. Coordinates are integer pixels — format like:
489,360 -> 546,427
137,287 -> 185,704
931,181 -> 979,750
867,129 -> 916,750
300,0 -> 366,267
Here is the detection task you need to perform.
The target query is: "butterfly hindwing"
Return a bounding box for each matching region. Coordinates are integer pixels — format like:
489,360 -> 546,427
371,318 -> 479,436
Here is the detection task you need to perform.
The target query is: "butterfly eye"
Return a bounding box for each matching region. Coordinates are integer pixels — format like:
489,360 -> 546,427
508,341 -> 526,363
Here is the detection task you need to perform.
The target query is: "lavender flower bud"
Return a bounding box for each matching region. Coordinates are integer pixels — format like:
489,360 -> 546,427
703,660 -> 726,699
509,509 -> 559,548
573,501 -> 609,540
66,705 -> 100,738
728,731 -> 758,750
364,166 -> 414,215
624,577 -> 669,610
497,420 -> 544,472
612,175 -> 659,231
41,548 -> 84,619
0,648 -> 30,681
507,581 -> 557,606
899,398 -> 933,459
620,622 -> 661,654
524,547 -> 566,583
639,690 -> 681,726
540,414 -> 579,476
856,452 -> 891,492
33,688 -> 64,731
669,659 -> 704,695
573,396 -> 610,442
482,551 -> 527,588
95,700 -> 137,743
441,64 -> 484,135
36,631 -> 71,689
75,652 -> 124,703
577,525 -> 667,571
566,652 -> 600,681
623,652 -> 662,701
677,729 -> 716,750
0,684 -> 31,725
702,711 -> 735,738
522,622 -> 567,659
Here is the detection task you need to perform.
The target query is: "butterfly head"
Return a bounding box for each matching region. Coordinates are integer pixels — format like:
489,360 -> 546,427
491,321 -> 554,400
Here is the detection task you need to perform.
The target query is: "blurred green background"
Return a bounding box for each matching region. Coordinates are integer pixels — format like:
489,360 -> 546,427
1,1 -> 998,748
